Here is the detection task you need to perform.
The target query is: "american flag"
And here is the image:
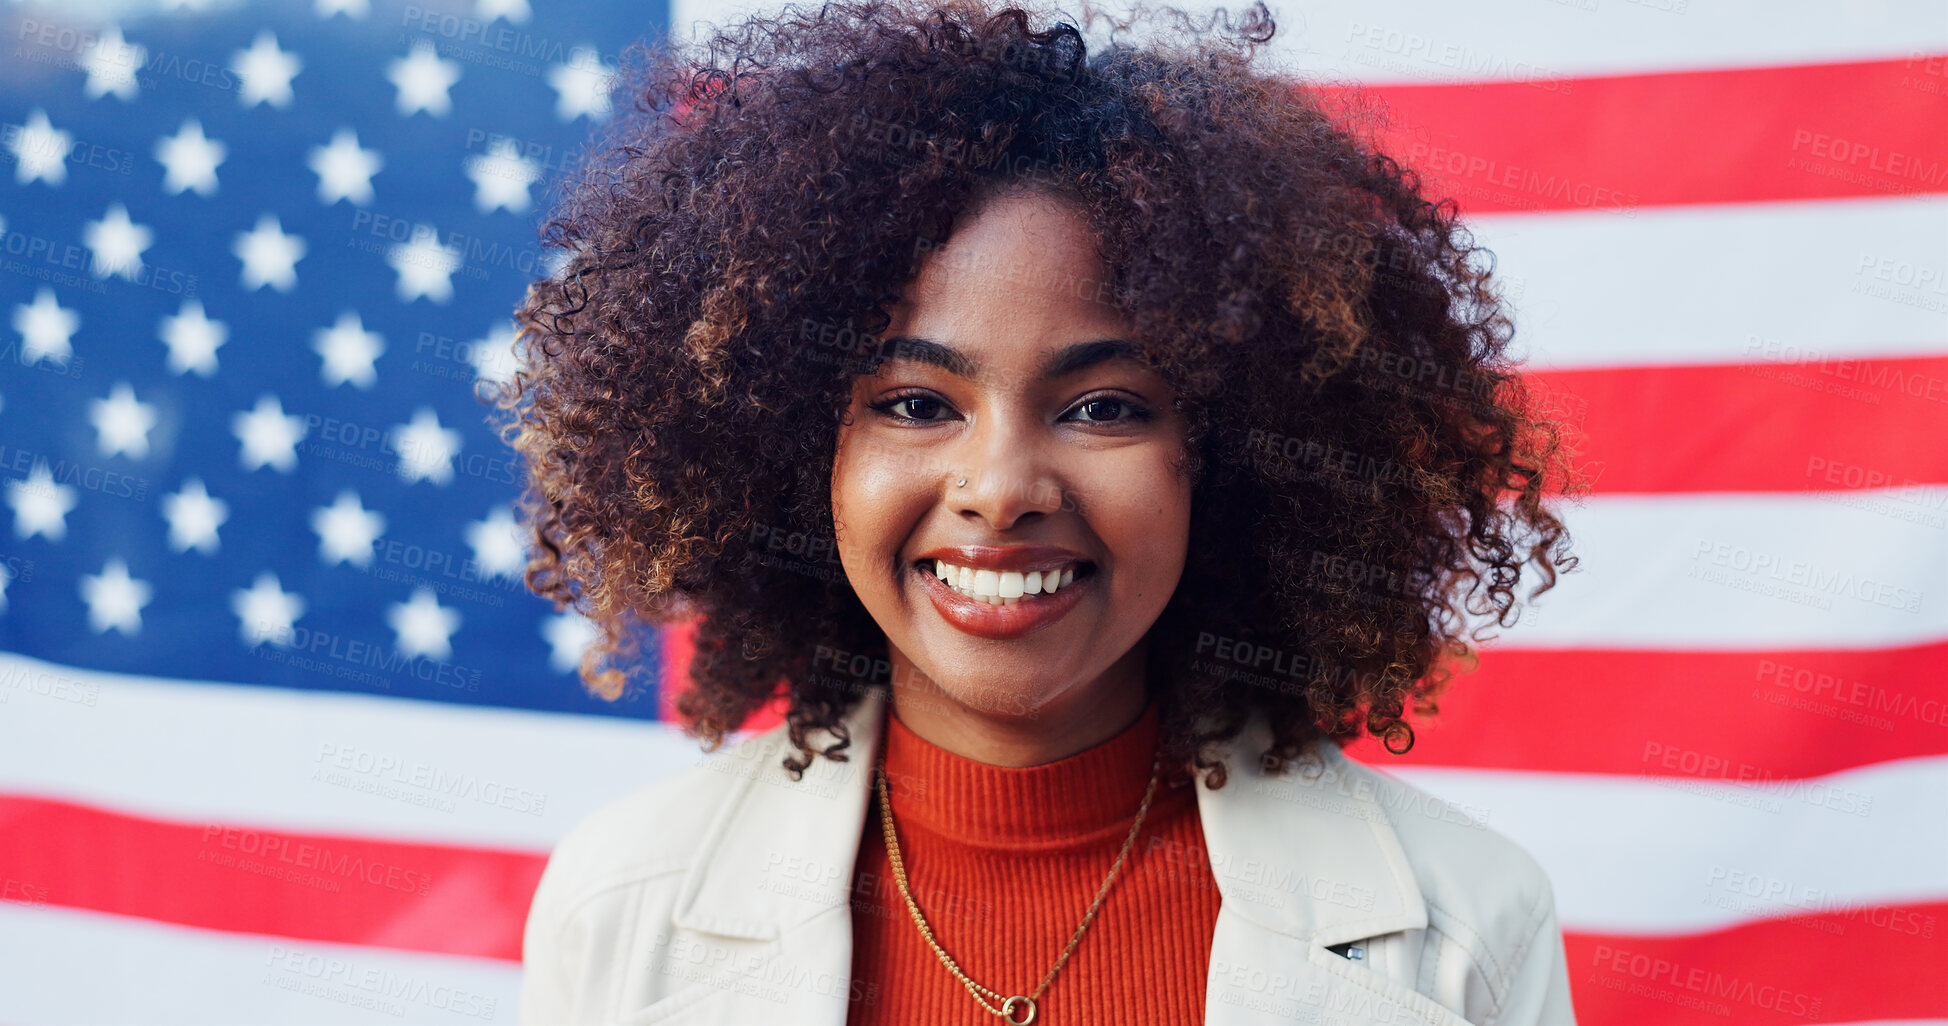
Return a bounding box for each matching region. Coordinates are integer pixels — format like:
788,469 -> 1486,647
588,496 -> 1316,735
0,0 -> 1943,1022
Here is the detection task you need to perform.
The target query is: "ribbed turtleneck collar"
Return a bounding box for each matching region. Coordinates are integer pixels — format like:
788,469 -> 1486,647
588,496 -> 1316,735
876,696 -> 1164,851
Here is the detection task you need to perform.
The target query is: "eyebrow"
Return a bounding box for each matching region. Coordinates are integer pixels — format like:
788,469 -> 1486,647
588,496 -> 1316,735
878,335 -> 1137,381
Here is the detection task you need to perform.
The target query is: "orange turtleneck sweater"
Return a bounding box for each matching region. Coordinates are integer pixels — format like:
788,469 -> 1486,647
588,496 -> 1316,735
845,697 -> 1223,1025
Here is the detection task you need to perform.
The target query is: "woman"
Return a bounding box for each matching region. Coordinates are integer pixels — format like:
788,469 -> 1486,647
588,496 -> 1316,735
496,0 -> 1583,1022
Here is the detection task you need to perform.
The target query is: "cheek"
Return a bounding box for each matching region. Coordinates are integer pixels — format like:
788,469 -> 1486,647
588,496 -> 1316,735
1103,451 -> 1194,584
831,433 -> 927,572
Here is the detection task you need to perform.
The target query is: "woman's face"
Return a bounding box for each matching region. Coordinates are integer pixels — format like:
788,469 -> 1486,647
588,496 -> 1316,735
831,186 -> 1193,734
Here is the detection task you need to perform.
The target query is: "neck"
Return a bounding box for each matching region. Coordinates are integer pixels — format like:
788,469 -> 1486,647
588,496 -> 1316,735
883,640 -> 1152,767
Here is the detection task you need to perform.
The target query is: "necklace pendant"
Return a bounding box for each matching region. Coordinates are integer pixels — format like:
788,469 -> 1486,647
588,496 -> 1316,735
1001,995 -> 1036,1025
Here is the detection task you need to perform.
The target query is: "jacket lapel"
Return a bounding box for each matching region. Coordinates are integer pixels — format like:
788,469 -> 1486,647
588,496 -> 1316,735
632,686 -> 888,1025
1193,707 -> 1428,945
1196,710 -> 1469,1025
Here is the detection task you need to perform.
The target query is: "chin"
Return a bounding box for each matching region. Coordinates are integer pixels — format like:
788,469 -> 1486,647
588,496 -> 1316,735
905,669 -> 1051,721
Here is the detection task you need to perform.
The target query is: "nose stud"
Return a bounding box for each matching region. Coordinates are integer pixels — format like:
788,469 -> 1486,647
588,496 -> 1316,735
955,477 -> 967,487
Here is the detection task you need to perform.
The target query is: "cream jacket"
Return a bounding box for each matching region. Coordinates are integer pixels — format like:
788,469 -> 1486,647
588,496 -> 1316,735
518,686 -> 1578,1025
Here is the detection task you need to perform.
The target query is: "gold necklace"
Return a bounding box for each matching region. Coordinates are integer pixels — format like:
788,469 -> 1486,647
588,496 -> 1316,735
873,747 -> 1164,1026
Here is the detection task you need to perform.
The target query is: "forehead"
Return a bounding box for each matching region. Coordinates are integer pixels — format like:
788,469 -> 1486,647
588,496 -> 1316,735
884,187 -> 1129,351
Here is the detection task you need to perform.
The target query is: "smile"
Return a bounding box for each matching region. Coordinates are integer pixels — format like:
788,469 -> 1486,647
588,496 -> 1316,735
929,559 -> 1085,604
912,558 -> 1096,640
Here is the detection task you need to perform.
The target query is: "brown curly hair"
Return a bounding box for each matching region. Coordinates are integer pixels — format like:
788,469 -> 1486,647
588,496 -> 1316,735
489,0 -> 1584,788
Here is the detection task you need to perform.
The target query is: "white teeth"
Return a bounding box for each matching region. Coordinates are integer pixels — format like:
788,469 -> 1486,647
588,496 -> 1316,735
928,560 -> 1082,604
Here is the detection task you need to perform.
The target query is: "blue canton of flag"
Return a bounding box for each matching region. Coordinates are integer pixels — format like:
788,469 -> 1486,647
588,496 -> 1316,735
1,0 -> 673,718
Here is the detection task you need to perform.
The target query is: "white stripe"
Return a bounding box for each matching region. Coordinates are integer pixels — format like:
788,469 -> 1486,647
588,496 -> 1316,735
5,484 -> 1945,847
0,652 -> 704,851
1254,0 -> 1948,84
1389,753 -> 1948,935
2,904 -> 1939,1026
1488,489 -> 1948,649
668,0 -> 1948,81
1472,194 -> 1948,370
3,652 -> 1942,947
0,902 -> 518,1025
647,4 -> 1948,373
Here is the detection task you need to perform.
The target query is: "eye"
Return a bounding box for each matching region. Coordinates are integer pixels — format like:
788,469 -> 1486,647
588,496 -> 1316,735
1064,394 -> 1153,424
867,390 -> 955,423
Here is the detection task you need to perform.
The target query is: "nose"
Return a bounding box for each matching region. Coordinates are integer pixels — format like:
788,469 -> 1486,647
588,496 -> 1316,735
950,417 -> 1065,531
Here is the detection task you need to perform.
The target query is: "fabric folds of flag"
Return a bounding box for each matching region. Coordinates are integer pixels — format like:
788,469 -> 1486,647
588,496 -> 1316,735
2,1 -> 1943,1023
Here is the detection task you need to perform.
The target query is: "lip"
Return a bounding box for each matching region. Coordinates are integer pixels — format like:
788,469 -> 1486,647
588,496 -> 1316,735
912,560 -> 1094,640
912,544 -> 1091,574
907,546 -> 1097,641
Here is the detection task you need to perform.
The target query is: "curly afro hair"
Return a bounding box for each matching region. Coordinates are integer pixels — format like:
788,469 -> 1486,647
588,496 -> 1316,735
490,0 -> 1584,787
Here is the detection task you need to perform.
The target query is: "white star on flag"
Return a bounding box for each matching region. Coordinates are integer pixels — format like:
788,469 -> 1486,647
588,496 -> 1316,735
158,298 -> 227,376
388,40 -> 461,117
162,477 -> 228,554
14,287 -> 79,367
232,394 -> 307,472
315,0 -> 371,19
80,558 -> 153,636
389,230 -> 462,303
231,571 -> 305,647
7,463 -> 79,541
308,127 -> 382,206
468,321 -> 523,391
90,381 -> 159,459
466,505 -> 526,579
232,30 -> 301,108
391,407 -> 461,485
542,610 -> 597,673
6,110 -> 71,186
156,118 -> 227,196
312,309 -> 386,388
80,25 -> 147,101
234,213 -> 306,292
387,586 -> 460,660
464,137 -> 542,214
310,490 -> 386,566
476,0 -> 530,23
84,202 -> 154,281
547,48 -> 616,122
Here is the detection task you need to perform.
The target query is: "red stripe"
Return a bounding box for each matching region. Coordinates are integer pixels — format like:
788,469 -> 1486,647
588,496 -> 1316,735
658,617 -> 790,733
657,617 -> 696,724
1344,639 -> 1948,778
11,799 -> 1944,1026
685,619 -> 1948,780
1526,357 -> 1948,494
0,795 -> 544,961
1321,55 -> 1948,212
1566,902 -> 1948,1026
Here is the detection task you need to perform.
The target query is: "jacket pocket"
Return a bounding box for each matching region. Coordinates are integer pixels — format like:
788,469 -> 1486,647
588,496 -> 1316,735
1305,940 -> 1478,1026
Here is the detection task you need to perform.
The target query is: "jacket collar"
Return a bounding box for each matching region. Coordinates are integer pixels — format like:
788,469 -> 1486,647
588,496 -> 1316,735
670,685 -> 889,940
1189,706 -> 1429,945
671,685 -> 1427,946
